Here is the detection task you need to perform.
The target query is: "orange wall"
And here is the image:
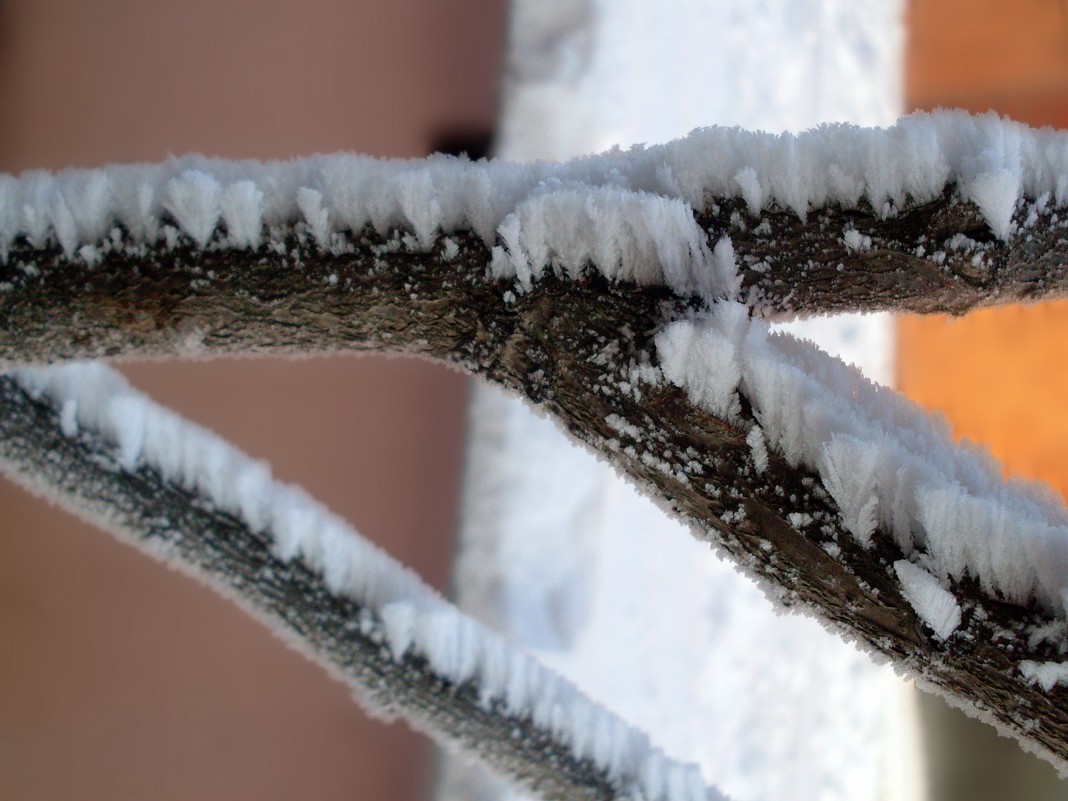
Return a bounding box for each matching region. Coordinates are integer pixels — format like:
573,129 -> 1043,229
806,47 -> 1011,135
901,0 -> 1068,499
908,0 -> 1068,124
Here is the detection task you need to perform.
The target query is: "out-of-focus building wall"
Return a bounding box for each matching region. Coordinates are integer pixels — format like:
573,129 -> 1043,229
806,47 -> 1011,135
0,2 -> 504,800
903,1 -> 1068,498
903,2 -> 1068,799
908,0 -> 1068,128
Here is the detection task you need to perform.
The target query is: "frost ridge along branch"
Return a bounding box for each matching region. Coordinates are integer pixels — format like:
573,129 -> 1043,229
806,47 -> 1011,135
4,109 -> 1068,332
0,366 -> 726,801
6,110 -> 1068,783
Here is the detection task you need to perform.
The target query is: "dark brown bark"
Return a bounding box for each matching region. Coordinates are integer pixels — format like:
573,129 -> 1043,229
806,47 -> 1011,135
3,189 -> 1068,777
717,188 -> 1068,316
2,186 -> 1068,373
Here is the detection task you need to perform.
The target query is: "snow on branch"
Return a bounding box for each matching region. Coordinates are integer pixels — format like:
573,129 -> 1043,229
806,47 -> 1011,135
0,366 -> 727,801
7,110 -> 1068,779
656,301 -> 1068,616
4,110 -> 1068,354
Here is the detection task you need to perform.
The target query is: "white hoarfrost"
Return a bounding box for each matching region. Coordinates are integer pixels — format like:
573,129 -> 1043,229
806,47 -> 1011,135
489,187 -> 737,299
1020,661 -> 1068,692
7,363 -> 727,801
219,180 -> 265,249
893,560 -> 961,640
655,302 -> 1068,617
2,110 -> 1067,295
745,425 -> 769,475
163,170 -> 221,250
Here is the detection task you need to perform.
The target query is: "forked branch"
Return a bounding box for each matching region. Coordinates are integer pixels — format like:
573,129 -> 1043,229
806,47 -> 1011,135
2,211 -> 1068,776
7,112 -> 1068,793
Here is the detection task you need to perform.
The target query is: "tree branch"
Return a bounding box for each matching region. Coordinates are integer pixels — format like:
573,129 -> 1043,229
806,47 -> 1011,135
3,184 -> 1068,371
12,105 -> 1068,793
0,370 -> 726,801
4,213 -> 1068,772
723,188 -> 1068,316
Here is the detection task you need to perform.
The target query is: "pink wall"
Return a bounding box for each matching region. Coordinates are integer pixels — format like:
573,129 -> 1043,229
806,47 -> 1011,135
0,2 -> 505,799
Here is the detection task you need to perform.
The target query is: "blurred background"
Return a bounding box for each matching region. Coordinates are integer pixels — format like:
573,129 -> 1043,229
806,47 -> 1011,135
0,2 -> 502,799
904,3 -> 1068,800
3,1 -> 1068,800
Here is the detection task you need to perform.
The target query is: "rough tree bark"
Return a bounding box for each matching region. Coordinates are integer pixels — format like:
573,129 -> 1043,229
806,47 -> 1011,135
4,185 -> 1068,794
5,187 -> 1068,371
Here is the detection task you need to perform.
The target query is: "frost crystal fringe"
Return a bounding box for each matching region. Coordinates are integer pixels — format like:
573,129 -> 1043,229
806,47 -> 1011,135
656,301 -> 1068,621
4,110 -> 1068,300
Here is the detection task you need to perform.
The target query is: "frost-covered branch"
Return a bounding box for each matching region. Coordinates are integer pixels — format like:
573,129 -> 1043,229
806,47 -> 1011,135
8,235 -> 1068,774
7,111 -> 1068,779
5,111 -> 1068,367
0,367 -> 725,801
4,181 -> 1068,367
